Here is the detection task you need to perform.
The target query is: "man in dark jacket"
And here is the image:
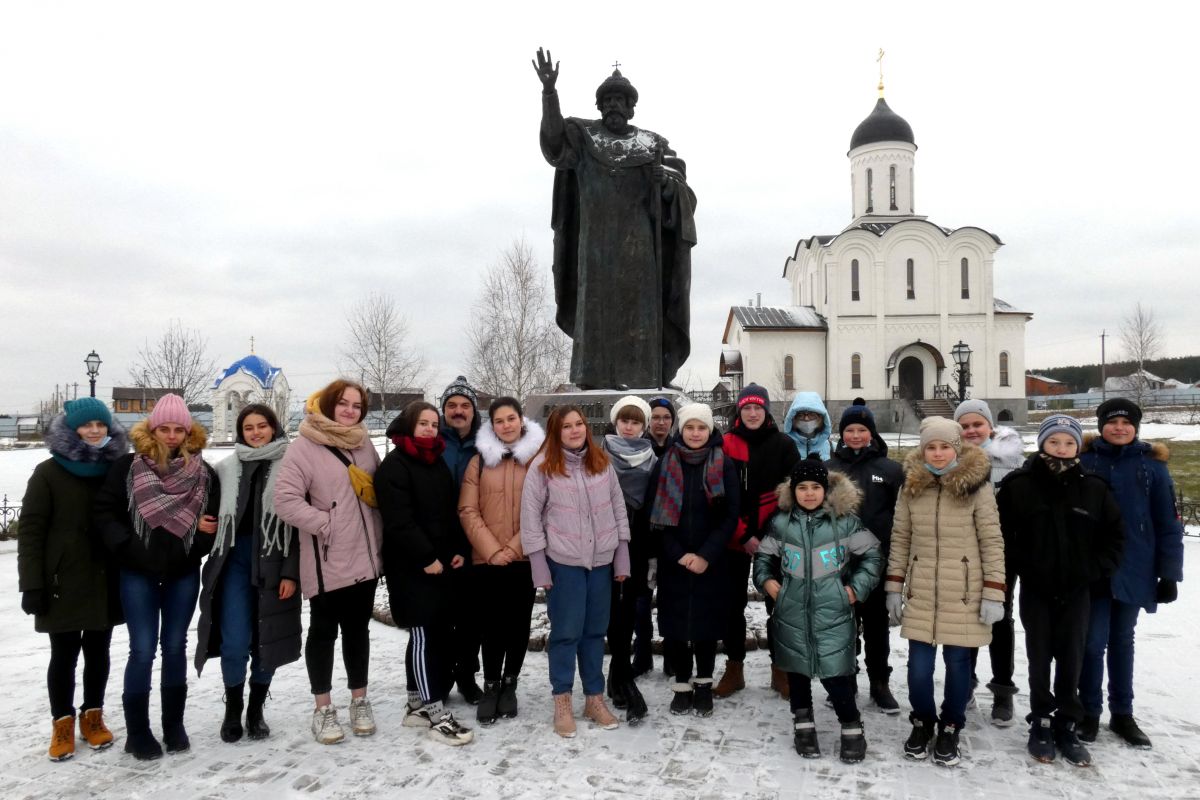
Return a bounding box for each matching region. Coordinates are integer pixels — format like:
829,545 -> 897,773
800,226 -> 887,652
825,399 -> 903,714
715,384 -> 800,699
998,414 -> 1124,766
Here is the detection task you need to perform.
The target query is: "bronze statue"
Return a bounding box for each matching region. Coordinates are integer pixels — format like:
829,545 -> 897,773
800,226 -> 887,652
533,48 -> 696,390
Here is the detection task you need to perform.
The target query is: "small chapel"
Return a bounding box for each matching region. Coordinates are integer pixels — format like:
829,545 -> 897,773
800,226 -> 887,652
720,76 -> 1030,430
210,343 -> 291,442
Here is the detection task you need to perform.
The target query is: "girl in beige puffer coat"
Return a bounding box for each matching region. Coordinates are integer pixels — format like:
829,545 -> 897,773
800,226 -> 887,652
883,417 -> 1005,767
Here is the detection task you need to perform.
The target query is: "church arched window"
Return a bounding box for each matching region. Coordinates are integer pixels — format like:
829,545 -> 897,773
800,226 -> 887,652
851,354 -> 862,389
909,168 -> 914,212
889,165 -> 897,210
999,351 -> 1010,387
906,259 -> 915,300
866,168 -> 874,214
851,259 -> 860,301
961,257 -> 970,299
784,355 -> 795,391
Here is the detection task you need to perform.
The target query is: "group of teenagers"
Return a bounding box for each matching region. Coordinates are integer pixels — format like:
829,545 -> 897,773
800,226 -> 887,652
17,373 -> 1183,771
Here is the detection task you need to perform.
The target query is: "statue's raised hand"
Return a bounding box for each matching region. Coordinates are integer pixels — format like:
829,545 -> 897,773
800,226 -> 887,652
532,47 -> 559,91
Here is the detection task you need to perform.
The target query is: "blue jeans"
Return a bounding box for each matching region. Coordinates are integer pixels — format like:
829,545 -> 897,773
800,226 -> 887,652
545,560 -> 612,696
219,542 -> 274,687
121,568 -> 201,695
1080,593 -> 1140,716
907,640 -> 973,728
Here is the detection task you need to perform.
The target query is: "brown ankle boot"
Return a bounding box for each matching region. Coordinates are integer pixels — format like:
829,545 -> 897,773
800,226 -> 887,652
583,694 -> 619,730
552,693 -> 576,738
48,715 -> 75,762
713,662 -> 746,698
771,666 -> 791,699
79,707 -> 115,750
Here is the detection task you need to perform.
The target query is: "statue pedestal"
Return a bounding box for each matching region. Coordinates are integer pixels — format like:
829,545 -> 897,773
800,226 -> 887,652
523,388 -> 691,433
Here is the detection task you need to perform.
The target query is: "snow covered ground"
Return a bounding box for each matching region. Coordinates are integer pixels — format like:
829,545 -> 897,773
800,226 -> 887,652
2,536 -> 1199,799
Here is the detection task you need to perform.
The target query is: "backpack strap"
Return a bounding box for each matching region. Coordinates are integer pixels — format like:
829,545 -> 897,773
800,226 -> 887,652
324,445 -> 352,467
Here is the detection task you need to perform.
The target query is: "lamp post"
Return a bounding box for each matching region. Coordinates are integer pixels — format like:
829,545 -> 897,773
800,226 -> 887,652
950,341 -> 972,403
84,350 -> 102,398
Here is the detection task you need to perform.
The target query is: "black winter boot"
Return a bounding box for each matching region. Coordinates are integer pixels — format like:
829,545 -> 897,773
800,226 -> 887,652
607,672 -> 630,710
692,680 -> 713,718
669,683 -> 693,715
497,676 -> 519,719
1109,713 -> 1152,749
161,685 -> 190,754
839,718 -> 867,763
477,681 -> 500,725
246,683 -> 271,740
932,722 -> 961,767
122,692 -> 163,761
987,681 -> 1018,727
221,684 -> 244,743
792,708 -> 820,758
1028,717 -> 1055,763
624,681 -> 648,724
1055,720 -> 1092,767
868,680 -> 900,715
1078,714 -> 1100,742
903,714 -> 936,760
456,675 -> 483,706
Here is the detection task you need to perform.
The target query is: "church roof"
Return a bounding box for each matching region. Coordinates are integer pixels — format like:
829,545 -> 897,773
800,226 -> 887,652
724,306 -> 827,343
849,97 -> 916,151
212,354 -> 282,389
993,297 -> 1030,314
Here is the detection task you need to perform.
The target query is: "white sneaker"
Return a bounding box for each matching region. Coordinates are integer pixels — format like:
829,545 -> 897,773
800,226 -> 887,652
403,704 -> 434,728
349,696 -> 376,736
428,712 -> 474,746
311,706 -> 345,745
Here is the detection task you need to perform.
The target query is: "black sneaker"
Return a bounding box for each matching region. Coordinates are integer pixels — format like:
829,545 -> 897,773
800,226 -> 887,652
793,708 -> 820,758
457,677 -> 483,706
1027,717 -> 1055,763
670,687 -> 693,715
496,676 -> 519,719
1109,714 -> 1152,749
608,674 -> 630,710
869,681 -> 900,715
903,715 -> 935,760
1055,722 -> 1092,767
1078,714 -> 1100,743
692,683 -> 713,718
839,718 -> 867,763
624,681 -> 648,724
477,681 -> 500,726
932,723 -> 961,767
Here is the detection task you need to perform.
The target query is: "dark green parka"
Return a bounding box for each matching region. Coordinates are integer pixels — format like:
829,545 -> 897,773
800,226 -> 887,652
753,471 -> 882,678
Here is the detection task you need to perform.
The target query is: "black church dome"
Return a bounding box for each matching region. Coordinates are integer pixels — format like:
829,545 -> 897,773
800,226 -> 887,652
849,97 -> 916,151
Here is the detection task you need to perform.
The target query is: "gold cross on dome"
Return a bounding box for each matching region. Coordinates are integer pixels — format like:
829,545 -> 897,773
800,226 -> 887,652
877,48 -> 885,97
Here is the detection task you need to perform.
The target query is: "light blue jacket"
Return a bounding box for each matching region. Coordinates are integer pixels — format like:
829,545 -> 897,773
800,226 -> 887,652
783,392 -> 833,460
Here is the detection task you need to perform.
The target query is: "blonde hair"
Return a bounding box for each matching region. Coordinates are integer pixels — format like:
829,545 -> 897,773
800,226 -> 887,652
130,419 -> 207,470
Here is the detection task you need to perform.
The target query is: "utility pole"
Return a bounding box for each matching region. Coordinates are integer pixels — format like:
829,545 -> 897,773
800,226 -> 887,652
1101,330 -> 1107,402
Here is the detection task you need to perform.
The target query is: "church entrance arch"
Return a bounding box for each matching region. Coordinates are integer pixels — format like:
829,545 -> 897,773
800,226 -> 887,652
898,357 -> 924,400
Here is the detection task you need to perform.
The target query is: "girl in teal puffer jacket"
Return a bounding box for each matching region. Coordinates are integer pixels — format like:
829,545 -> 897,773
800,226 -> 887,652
754,455 -> 882,763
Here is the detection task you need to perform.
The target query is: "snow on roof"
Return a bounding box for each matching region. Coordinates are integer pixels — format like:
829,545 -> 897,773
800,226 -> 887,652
1026,373 -> 1062,383
212,354 -> 282,389
993,297 -> 1030,314
731,306 -> 826,330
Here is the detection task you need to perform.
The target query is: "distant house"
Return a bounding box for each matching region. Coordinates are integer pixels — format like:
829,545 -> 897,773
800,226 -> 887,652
1025,373 -> 1068,396
1104,369 -> 1165,392
112,387 -> 183,414
367,390 -> 426,413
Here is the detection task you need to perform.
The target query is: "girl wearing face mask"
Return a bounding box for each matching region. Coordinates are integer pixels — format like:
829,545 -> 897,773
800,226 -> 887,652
274,380 -> 382,745
783,392 -> 833,461
457,397 -> 546,726
94,393 -> 220,761
19,398 -> 128,762
195,404 -> 301,744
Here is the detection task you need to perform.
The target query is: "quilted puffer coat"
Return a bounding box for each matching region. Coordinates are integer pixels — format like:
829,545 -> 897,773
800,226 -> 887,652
884,444 -> 1006,647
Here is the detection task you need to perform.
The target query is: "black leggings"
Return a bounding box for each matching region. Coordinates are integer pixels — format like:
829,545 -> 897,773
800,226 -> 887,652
47,629 -> 113,719
305,580 -> 376,695
789,672 -> 860,722
478,562 -> 535,682
665,639 -> 717,683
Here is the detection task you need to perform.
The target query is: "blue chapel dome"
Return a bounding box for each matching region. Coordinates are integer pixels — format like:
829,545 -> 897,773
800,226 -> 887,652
212,354 -> 282,389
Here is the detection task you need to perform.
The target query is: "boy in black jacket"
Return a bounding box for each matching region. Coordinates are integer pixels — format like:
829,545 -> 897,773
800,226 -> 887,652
825,399 -> 904,714
997,415 -> 1123,767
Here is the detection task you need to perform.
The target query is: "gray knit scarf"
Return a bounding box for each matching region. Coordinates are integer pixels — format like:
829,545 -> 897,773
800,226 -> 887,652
212,438 -> 292,558
604,434 -> 658,509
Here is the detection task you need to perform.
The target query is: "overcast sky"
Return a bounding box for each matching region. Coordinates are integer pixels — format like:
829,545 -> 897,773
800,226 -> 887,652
2,2 -> 1196,412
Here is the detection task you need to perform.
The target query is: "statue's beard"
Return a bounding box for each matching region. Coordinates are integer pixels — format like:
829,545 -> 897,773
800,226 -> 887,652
603,110 -> 629,132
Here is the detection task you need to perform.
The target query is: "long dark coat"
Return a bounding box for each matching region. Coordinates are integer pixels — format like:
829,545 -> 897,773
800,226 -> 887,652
195,461 -> 302,677
646,432 -> 740,642
376,444 -> 470,628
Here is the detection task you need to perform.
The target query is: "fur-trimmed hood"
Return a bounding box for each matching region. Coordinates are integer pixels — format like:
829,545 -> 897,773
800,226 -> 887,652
1082,432 -> 1169,463
129,418 -> 208,458
45,413 -> 128,465
775,469 -> 862,518
902,442 -> 991,499
473,418 -> 545,468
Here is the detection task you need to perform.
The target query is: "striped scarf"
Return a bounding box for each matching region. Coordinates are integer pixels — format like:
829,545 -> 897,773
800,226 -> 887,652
127,453 -> 209,553
650,441 -> 726,527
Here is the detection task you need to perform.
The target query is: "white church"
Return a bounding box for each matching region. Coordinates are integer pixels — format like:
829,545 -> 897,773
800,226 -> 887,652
720,85 -> 1030,430
209,349 -> 291,443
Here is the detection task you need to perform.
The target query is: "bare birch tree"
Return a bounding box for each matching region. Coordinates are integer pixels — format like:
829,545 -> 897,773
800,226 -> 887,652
341,292 -> 425,424
129,319 -> 218,405
1119,302 -> 1164,405
467,239 -> 570,400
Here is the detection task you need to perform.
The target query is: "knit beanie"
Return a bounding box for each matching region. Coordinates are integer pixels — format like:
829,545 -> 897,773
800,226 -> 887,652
919,416 -> 963,454
953,398 -> 994,428
148,393 -> 192,431
440,375 -> 479,412
1037,414 -> 1083,452
647,396 -> 676,424
838,398 -> 878,436
676,403 -> 714,432
1096,398 -> 1142,431
790,453 -> 829,491
64,397 -> 113,430
610,395 -> 653,425
737,383 -> 770,410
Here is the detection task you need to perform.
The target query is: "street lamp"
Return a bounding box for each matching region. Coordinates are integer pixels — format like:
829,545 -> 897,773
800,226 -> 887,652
84,350 -> 102,398
950,341 -> 972,403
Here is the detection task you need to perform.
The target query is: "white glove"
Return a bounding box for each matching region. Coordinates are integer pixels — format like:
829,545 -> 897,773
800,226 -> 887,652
885,592 -> 904,626
646,558 -> 658,591
979,599 -> 1005,626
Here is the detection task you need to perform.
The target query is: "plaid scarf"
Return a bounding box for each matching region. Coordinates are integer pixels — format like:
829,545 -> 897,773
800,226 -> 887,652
127,453 -> 209,552
650,440 -> 726,527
